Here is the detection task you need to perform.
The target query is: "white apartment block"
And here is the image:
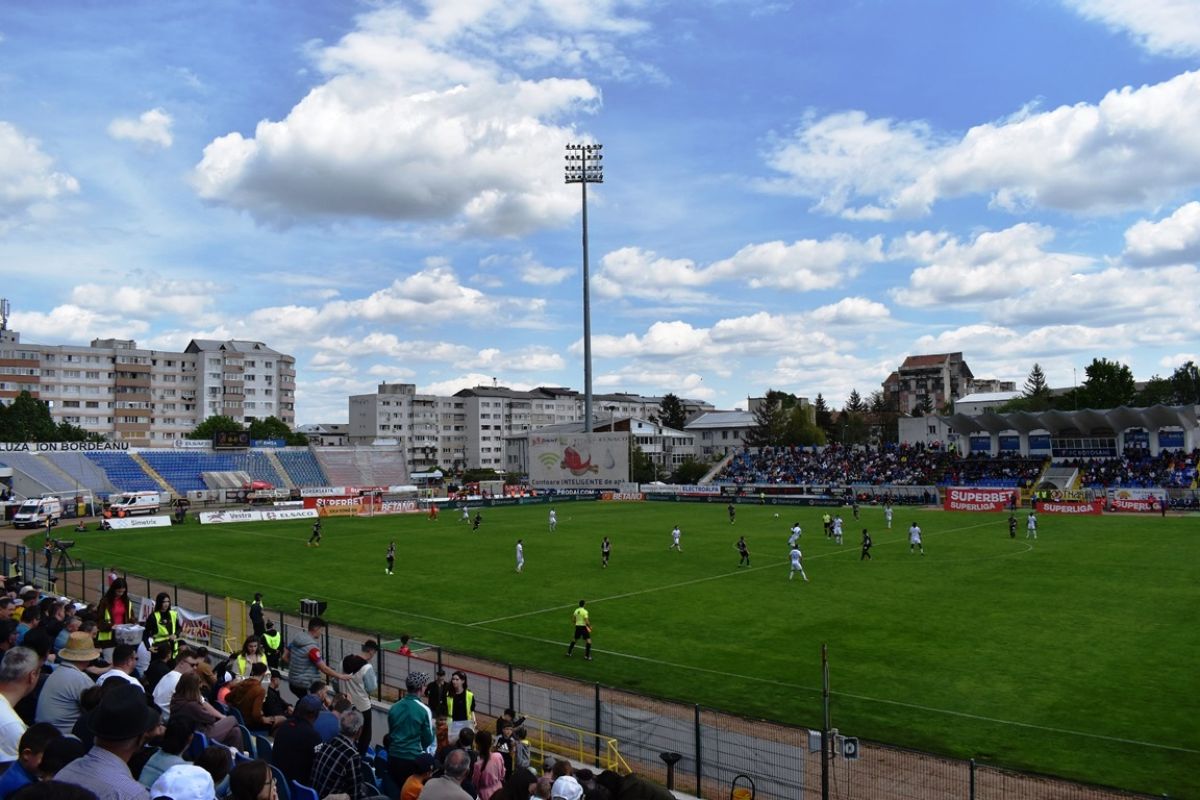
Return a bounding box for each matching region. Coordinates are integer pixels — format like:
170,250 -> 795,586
349,383 -> 715,471
0,326 -> 295,446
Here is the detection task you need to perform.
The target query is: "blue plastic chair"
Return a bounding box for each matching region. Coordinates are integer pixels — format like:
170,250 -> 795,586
187,731 -> 210,760
238,724 -> 254,757
290,782 -> 319,800
270,766 -> 291,800
255,734 -> 273,764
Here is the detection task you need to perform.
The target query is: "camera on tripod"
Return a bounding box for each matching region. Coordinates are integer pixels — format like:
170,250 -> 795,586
54,540 -> 75,552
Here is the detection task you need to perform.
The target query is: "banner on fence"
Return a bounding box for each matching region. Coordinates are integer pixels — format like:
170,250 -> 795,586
1036,500 -> 1103,515
943,487 -> 1017,512
106,515 -> 172,529
602,492 -> 645,501
1107,488 -> 1167,512
199,508 -> 318,524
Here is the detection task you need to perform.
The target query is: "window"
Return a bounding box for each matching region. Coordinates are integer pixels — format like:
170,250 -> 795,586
86,371 -> 100,379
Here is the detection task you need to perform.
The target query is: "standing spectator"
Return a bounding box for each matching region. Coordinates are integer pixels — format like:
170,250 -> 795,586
95,578 -> 133,657
424,670 -> 449,718
283,617 -> 347,700
248,594 -> 265,639
142,594 -> 181,660
35,633 -> 97,735
342,639 -> 378,753
445,672 -> 476,741
310,708 -> 376,800
272,695 -> 323,786
55,682 -> 156,800
0,647 -> 40,768
386,672 -> 434,789
261,622 -> 282,670
472,730 -> 505,800
418,748 -> 473,800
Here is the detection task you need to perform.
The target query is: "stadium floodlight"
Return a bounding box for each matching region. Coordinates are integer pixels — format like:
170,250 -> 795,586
565,143 -> 603,432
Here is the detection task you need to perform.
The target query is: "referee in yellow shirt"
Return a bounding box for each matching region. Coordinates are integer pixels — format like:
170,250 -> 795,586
565,600 -> 592,661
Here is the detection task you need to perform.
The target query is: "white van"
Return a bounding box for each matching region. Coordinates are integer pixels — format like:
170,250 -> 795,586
108,491 -> 162,517
12,497 -> 63,529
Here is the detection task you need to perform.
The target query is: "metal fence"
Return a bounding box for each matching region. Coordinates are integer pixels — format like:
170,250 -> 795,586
3,544 -> 1171,800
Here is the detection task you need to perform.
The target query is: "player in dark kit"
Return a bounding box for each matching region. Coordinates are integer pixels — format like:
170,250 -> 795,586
1007,514 -> 1017,538
860,529 -> 872,560
307,520 -> 322,547
736,536 -> 750,567
601,537 -> 611,568
386,541 -> 396,574
727,502 -> 736,524
472,513 -> 482,531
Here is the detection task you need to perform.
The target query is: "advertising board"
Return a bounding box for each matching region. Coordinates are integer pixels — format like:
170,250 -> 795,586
529,432 -> 629,490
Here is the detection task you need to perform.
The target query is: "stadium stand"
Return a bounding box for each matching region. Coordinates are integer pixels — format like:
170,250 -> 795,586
1074,448 -> 1199,490
276,449 -> 328,487
312,448 -> 367,486
86,451 -> 164,493
140,451 -> 287,493
716,444 -> 1045,488
44,452 -> 118,494
0,452 -> 79,494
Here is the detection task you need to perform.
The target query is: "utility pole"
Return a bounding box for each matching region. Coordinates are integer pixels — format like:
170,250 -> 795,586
565,143 -> 603,432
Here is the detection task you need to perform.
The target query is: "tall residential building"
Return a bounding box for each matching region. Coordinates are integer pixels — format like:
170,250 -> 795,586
0,325 -> 294,445
882,352 -> 1014,415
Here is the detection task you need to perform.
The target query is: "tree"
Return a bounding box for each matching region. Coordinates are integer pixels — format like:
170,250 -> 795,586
844,389 -> 867,414
868,390 -> 900,444
249,416 -> 308,445
1135,375 -> 1175,407
1170,361 -> 1200,405
1023,363 -> 1050,399
670,458 -> 710,484
912,395 -> 934,417
781,404 -> 826,446
0,392 -> 58,442
56,421 -> 104,443
187,415 -> 244,441
813,393 -> 834,437
658,393 -> 687,431
746,396 -> 786,448
1081,358 -> 1136,409
631,445 -> 658,483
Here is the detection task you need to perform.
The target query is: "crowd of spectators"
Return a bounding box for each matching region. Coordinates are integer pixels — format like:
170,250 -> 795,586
1074,447 -> 1200,490
717,444 -> 1047,489
0,573 -> 656,800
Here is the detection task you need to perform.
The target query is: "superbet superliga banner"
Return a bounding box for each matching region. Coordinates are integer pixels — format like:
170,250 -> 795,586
1036,500 -> 1103,515
529,432 -> 630,490
943,487 -> 1018,512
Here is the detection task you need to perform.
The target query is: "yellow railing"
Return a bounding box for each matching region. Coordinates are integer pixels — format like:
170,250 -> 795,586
523,715 -> 631,775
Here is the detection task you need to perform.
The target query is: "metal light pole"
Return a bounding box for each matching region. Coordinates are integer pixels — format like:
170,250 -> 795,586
565,143 -> 603,432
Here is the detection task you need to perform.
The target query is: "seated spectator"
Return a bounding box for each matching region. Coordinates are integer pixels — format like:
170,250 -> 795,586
151,646 -> 199,718
149,764 -> 217,800
137,716 -> 195,789
227,759 -> 274,800
418,748 -> 473,800
142,643 -> 173,695
0,723 -> 60,799
12,632 -> 52,727
168,673 -> 243,752
95,646 -> 141,691
310,708 -> 377,800
52,618 -> 80,656
193,744 -> 233,798
261,670 -> 290,719
399,753 -> 435,800
0,648 -> 41,768
307,682 -> 339,743
55,682 -> 157,800
34,735 -> 85,782
34,633 -> 98,734
226,664 -> 285,733
271,695 -> 323,786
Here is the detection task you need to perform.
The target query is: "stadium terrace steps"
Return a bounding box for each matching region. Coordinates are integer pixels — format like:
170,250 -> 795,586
201,471 -> 253,491
129,451 -> 175,494
1042,465 -> 1079,490
276,450 -> 327,487
0,452 -> 76,498
265,450 -> 296,490
44,452 -> 117,494
312,448 -> 364,486
700,452 -> 735,484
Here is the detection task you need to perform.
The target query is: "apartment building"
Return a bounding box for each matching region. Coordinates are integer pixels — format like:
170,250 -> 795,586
882,352 -> 1015,415
0,325 -> 295,446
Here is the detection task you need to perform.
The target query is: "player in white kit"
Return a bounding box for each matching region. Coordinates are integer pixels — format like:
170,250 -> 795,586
670,525 -> 682,551
515,539 -> 525,572
884,504 -> 893,529
548,508 -> 557,532
832,515 -> 844,545
789,547 -> 808,582
1026,512 -> 1038,539
788,523 -> 802,548
908,522 -> 924,555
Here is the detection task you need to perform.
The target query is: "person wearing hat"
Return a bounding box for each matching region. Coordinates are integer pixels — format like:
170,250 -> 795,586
55,682 -> 156,800
551,776 -> 584,800
399,752 -> 436,800
271,694 -> 324,786
384,672 -> 434,789
150,764 -> 217,800
0,647 -> 41,767
34,631 -> 98,735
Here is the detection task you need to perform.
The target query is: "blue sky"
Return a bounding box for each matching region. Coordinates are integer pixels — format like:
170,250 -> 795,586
2,0 -> 1199,424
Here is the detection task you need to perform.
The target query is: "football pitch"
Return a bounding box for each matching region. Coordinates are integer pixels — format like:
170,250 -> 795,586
64,501 -> 1198,797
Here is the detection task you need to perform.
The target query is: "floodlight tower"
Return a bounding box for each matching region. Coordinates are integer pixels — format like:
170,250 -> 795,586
565,142 -> 603,432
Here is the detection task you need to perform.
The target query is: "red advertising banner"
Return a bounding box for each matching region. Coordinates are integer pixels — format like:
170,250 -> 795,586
1109,496 -> 1162,512
943,487 -> 1017,512
1036,500 -> 1103,515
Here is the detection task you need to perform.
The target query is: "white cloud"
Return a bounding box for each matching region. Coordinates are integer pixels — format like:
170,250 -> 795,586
989,264 -> 1200,326
419,374 -> 541,396
1123,201 -> 1200,265
809,297 -> 890,325
190,5 -> 620,234
764,70 -> 1200,219
585,320 -> 711,358
594,235 -> 884,300
1159,352 -> 1198,370
9,305 -> 148,343
891,223 -> 1093,307
1063,0 -> 1200,57
69,280 -> 219,317
0,122 -> 79,226
519,262 -> 573,285
107,108 -> 174,148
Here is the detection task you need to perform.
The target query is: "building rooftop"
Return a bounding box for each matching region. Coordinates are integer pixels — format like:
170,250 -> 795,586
956,391 -> 1022,404
685,410 -> 755,429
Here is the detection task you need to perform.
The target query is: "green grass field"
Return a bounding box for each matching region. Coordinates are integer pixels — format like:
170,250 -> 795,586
61,501 -> 1199,797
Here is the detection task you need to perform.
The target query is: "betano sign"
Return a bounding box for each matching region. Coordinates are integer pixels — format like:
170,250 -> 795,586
943,487 -> 1018,512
